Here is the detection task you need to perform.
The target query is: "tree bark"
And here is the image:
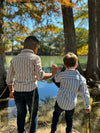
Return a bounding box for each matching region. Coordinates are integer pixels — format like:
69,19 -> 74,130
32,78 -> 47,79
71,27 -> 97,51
86,0 -> 99,81
61,0 -> 83,74
0,0 -> 9,98
62,5 -> 77,54
96,0 -> 100,76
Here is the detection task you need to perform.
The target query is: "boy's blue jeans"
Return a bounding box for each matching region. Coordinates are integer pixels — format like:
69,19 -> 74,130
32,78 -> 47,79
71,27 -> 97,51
51,101 -> 75,133
14,89 -> 39,133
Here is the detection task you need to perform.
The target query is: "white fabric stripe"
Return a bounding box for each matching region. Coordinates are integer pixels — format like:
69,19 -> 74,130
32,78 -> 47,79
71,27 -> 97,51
56,69 -> 90,110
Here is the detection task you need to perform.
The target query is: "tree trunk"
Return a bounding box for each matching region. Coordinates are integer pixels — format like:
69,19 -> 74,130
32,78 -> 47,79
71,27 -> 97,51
96,0 -> 100,77
86,0 -> 99,81
62,5 -> 76,54
0,0 -> 9,99
61,0 -> 83,74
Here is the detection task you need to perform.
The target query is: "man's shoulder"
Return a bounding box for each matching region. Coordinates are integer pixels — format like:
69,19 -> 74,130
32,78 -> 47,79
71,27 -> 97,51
10,55 -> 19,63
33,54 -> 40,59
31,54 -> 41,61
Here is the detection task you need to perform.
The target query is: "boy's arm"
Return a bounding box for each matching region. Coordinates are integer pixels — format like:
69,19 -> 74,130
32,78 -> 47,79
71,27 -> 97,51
79,81 -> 90,113
54,72 -> 61,83
52,65 -> 65,88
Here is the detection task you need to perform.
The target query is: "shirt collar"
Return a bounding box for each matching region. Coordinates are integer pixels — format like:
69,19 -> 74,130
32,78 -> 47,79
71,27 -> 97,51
21,49 -> 34,54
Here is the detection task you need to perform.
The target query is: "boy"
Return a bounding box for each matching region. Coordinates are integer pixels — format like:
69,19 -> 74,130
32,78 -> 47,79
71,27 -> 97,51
50,52 -> 90,133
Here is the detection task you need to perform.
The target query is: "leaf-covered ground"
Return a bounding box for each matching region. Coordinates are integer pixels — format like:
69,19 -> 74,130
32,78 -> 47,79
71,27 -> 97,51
0,120 -> 80,133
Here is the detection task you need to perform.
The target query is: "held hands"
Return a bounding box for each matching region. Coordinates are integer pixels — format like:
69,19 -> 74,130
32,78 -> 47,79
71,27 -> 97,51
52,64 -> 61,75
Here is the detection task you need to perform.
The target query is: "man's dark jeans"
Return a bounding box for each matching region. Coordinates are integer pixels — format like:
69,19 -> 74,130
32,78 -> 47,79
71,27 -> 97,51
51,101 -> 75,133
14,89 -> 39,133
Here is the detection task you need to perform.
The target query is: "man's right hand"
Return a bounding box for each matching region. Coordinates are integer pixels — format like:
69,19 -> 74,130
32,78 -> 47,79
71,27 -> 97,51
9,90 -> 14,100
8,84 -> 14,99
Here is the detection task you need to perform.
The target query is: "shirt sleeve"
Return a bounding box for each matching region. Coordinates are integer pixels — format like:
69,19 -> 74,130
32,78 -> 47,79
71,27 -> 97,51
54,71 -> 61,83
79,79 -> 90,109
6,61 -> 15,85
34,56 -> 45,81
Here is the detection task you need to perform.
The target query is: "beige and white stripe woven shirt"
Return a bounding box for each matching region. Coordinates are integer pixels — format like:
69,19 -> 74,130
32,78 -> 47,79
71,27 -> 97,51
6,49 -> 45,92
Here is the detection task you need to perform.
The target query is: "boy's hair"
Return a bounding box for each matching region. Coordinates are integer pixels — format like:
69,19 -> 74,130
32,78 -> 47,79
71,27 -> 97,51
24,36 -> 39,49
63,52 -> 78,68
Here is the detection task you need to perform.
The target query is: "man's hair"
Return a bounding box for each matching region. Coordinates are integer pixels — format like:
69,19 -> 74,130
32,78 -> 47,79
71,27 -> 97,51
24,36 -> 39,48
63,52 -> 78,68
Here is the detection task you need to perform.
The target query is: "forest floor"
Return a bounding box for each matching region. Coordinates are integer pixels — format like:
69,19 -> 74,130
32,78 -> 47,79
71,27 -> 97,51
0,87 -> 100,133
0,120 -> 80,133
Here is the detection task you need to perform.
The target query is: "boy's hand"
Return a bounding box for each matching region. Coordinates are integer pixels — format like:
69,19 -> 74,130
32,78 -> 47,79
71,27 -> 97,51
52,64 -> 61,75
85,108 -> 90,114
52,64 -> 58,69
52,64 -> 57,75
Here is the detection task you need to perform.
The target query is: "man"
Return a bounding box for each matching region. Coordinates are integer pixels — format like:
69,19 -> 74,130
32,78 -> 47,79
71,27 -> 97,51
6,36 -> 56,133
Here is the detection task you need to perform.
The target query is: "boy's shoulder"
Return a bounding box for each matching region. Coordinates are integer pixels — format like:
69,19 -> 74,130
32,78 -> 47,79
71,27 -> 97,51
56,68 -> 86,81
76,70 -> 86,83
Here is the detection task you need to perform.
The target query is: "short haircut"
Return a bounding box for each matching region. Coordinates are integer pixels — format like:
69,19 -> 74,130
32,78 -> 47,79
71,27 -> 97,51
63,52 -> 78,68
24,36 -> 39,48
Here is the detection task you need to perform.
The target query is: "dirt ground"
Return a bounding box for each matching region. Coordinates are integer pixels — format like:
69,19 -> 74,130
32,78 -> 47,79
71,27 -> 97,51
0,120 -> 80,133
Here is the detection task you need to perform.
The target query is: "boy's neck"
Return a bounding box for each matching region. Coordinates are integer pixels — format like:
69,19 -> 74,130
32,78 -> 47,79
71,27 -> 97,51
66,67 -> 76,70
64,64 -> 78,70
64,65 -> 76,70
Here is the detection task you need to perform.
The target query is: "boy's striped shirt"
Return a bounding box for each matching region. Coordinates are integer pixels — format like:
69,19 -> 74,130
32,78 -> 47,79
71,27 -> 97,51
54,69 -> 90,110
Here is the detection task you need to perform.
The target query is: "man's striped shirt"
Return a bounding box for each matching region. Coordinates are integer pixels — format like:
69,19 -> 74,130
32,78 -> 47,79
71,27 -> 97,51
54,69 -> 90,110
6,49 -> 45,92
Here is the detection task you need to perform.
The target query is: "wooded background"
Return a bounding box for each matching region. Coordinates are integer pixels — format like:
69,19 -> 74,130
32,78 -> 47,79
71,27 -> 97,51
0,0 -> 100,98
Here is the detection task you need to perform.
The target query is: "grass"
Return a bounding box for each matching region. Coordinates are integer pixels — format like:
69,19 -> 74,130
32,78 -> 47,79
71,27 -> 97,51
6,55 -> 15,70
25,96 -> 85,133
5,55 -> 87,133
37,124 -> 66,133
5,55 -> 100,132
78,56 -> 87,69
0,96 -> 100,133
37,126 -> 80,133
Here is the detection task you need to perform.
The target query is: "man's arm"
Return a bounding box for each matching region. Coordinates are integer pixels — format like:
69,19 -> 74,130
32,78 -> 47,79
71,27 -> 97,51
42,64 -> 60,80
6,62 -> 15,98
42,73 -> 54,80
34,57 -> 58,80
8,84 -> 14,99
